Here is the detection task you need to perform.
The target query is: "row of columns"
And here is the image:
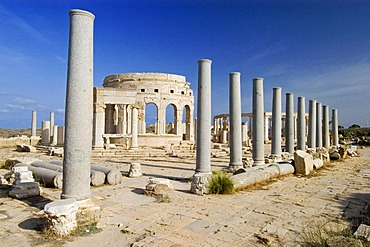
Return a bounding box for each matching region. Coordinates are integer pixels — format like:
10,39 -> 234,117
31,110 -> 65,146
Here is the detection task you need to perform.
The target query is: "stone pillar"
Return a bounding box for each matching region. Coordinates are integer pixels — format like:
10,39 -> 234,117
307,99 -> 317,149
105,104 -> 115,134
127,105 -> 132,134
62,9 -> 95,200
264,116 -> 269,142
297,96 -> 306,151
252,78 -> 265,165
285,93 -> 294,154
323,105 -> 330,150
52,125 -> 58,146
57,126 -> 65,146
316,102 -> 323,149
242,122 -> 248,146
229,72 -> 243,170
271,87 -> 282,156
92,104 -> 105,148
191,59 -> 212,195
332,108 -> 339,147
50,112 -> 55,137
249,117 -> 253,138
131,107 -> 139,149
41,121 -> 51,145
31,111 -> 37,137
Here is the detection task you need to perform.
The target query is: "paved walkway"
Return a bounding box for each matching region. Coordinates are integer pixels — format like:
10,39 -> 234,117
0,146 -> 369,246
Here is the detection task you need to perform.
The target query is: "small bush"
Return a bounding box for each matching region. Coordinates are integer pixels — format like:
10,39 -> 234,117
208,171 -> 234,194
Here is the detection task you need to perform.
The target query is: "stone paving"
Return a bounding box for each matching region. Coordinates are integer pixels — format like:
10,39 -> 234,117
0,146 -> 369,246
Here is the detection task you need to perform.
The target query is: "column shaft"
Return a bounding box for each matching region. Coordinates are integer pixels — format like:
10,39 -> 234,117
332,109 -> 339,147
297,97 -> 306,151
316,102 -> 322,148
285,93 -> 294,154
41,121 -> 50,145
131,107 -> 138,149
271,87 -> 282,155
31,111 -> 37,137
307,100 -> 317,149
252,78 -> 264,165
323,105 -> 330,149
229,72 -> 243,169
62,9 -> 95,200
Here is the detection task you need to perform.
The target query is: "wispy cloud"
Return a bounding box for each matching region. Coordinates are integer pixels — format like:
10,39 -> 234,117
5,96 -> 46,112
0,5 -> 51,45
55,108 -> 65,113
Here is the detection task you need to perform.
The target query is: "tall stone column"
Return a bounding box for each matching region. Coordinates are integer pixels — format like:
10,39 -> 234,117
31,111 -> 37,137
307,99 -> 317,149
41,121 -> 51,145
229,72 -> 243,170
62,9 -> 95,200
264,116 -> 269,142
297,96 -> 306,151
271,87 -> 282,156
252,78 -> 265,165
316,102 -> 323,148
52,125 -> 58,146
92,103 -> 105,148
105,104 -> 115,134
50,112 -> 55,137
242,122 -> 248,146
285,92 -> 294,154
322,105 -> 330,150
131,107 -> 139,149
332,108 -> 339,147
57,126 -> 65,146
191,59 -> 212,195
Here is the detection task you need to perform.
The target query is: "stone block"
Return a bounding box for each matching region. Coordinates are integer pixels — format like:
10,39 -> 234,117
44,199 -> 78,236
128,163 -> 142,178
294,150 -> 314,175
354,224 -> 370,241
0,175 -> 8,185
8,182 -> 41,199
313,158 -> 324,170
14,170 -> 34,184
190,173 -> 211,195
146,178 -> 173,191
12,164 -> 29,173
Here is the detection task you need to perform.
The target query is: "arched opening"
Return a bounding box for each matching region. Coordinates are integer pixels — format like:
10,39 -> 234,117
182,105 -> 191,140
145,103 -> 158,134
165,104 -> 177,134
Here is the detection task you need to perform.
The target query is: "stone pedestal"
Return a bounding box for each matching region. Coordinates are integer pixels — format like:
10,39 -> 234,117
44,199 -> 78,236
229,72 -> 243,170
8,182 -> 41,199
252,78 -> 265,165
128,163 -> 142,177
62,9 -> 95,200
190,172 -> 211,195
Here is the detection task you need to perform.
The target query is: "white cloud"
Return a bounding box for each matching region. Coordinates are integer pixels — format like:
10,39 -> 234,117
55,108 -> 65,113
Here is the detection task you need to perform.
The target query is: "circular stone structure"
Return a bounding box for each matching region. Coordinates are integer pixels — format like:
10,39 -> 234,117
93,73 -> 195,148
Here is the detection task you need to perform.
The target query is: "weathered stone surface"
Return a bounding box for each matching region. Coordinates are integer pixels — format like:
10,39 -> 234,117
190,173 -> 210,195
326,236 -> 363,247
6,157 -> 40,169
0,175 -> 8,185
146,178 -> 173,191
8,182 -> 41,199
16,144 -> 36,152
128,163 -> 142,178
313,158 -> 324,170
347,145 -> 358,157
44,199 -> 78,236
294,150 -> 314,175
91,165 -> 122,185
330,152 -> 341,160
14,170 -> 34,184
339,145 -> 348,159
48,147 -> 63,157
354,224 -> 370,241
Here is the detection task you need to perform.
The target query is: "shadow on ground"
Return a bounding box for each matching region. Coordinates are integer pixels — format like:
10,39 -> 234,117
338,192 -> 370,230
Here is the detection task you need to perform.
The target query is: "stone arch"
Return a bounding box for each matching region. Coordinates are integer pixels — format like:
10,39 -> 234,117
165,103 -> 178,134
145,102 -> 158,134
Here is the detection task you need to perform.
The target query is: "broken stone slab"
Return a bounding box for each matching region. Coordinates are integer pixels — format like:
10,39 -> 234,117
313,158 -> 324,170
146,178 -> 174,191
294,150 -> 314,175
8,182 -> 42,199
347,145 -> 358,157
44,199 -> 78,236
128,163 -> 142,178
48,147 -> 63,157
16,144 -> 36,152
14,170 -> 34,184
354,224 -> 370,241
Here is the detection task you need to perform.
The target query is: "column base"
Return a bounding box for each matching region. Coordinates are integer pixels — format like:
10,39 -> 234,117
228,163 -> 243,172
75,198 -> 101,226
190,172 -> 211,195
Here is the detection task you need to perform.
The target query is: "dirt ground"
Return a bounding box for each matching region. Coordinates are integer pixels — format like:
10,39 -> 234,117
0,145 -> 369,246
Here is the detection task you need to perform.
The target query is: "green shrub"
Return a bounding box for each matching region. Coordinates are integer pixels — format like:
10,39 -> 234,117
208,171 -> 234,194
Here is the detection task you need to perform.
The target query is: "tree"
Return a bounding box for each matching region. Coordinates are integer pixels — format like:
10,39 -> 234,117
349,124 -> 361,129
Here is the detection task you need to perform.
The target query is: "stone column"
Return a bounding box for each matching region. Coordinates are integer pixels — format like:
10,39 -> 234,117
323,105 -> 330,150
252,78 -> 265,165
62,9 -> 95,200
229,72 -> 243,170
297,96 -> 306,151
316,102 -> 323,149
332,108 -> 339,147
41,121 -> 51,145
92,103 -> 105,148
105,104 -> 115,134
50,112 -> 55,137
31,111 -> 37,137
242,122 -> 248,146
271,87 -> 282,156
191,59 -> 212,195
52,125 -> 58,146
307,99 -> 317,149
131,107 -> 139,149
57,126 -> 65,145
285,93 -> 294,154
264,116 -> 269,142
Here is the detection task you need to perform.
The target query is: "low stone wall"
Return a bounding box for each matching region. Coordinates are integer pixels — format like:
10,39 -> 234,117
138,134 -> 182,147
0,136 -> 40,148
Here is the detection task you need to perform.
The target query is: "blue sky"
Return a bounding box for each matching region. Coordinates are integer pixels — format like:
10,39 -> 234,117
1,0 -> 370,129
